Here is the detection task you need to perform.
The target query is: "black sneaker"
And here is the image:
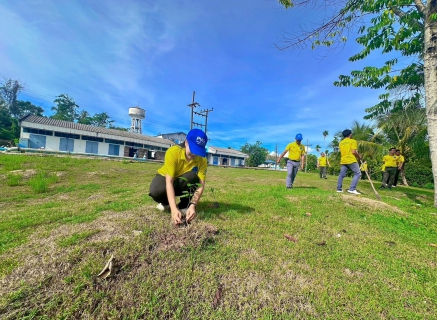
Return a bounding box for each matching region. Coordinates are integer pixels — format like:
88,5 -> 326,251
380,186 -> 385,189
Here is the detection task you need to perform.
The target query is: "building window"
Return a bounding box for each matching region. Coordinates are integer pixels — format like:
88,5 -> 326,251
126,142 -> 144,148
105,138 -> 124,145
55,132 -> 80,139
108,144 -> 120,156
23,127 -> 53,136
82,135 -> 104,142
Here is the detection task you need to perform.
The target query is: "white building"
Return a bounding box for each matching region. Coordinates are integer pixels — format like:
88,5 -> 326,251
18,115 -> 248,166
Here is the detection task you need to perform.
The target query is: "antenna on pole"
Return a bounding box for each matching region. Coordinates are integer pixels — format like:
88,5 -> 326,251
187,91 -> 213,133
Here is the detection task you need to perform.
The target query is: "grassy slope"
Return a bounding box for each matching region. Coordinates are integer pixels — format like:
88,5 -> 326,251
0,154 -> 436,319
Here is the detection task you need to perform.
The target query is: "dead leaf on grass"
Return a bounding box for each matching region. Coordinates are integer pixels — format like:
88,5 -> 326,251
305,212 -> 312,217
97,254 -> 114,279
429,244 -> 437,248
284,234 -> 298,243
213,284 -> 223,308
316,241 -> 326,246
385,241 -> 396,246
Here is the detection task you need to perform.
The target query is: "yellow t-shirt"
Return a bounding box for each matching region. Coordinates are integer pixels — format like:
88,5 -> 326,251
339,138 -> 358,164
383,155 -> 398,168
360,163 -> 367,171
285,142 -> 306,161
318,156 -> 327,167
396,155 -> 405,166
158,145 -> 207,181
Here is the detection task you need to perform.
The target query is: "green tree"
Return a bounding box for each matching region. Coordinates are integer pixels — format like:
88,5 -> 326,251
315,144 -> 321,152
0,78 -> 24,118
91,112 -> 114,127
306,154 -> 318,171
109,125 -> 129,132
322,130 -> 329,140
0,104 -> 19,141
240,141 -> 269,167
77,110 -> 93,125
277,0 -> 437,205
15,101 -> 44,118
51,94 -> 79,122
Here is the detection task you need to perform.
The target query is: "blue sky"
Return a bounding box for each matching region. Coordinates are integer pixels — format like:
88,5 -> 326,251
1,0 -> 392,154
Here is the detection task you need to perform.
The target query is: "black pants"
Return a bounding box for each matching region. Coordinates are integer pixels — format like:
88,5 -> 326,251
393,169 -> 401,186
149,172 -> 200,208
361,171 -> 366,180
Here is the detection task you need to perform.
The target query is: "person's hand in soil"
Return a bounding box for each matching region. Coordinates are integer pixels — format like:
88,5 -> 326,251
171,209 -> 182,225
186,205 -> 196,223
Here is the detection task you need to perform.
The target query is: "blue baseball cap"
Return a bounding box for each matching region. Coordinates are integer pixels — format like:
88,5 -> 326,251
186,128 -> 208,157
295,133 -> 303,140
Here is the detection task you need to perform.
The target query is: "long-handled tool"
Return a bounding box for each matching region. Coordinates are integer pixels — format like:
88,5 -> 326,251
360,160 -> 382,201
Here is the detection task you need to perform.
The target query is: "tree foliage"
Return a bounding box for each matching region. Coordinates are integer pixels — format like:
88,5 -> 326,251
240,141 -> 269,167
51,94 -> 79,122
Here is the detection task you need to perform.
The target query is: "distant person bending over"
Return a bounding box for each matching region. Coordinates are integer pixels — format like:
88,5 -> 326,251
277,133 -> 306,189
360,161 -> 368,180
317,152 -> 331,179
149,129 -> 208,225
336,129 -> 362,195
392,149 -> 405,187
380,147 -> 398,190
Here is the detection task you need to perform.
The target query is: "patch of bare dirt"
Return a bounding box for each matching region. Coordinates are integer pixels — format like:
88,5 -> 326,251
8,169 -> 37,179
286,196 -> 309,203
87,194 -> 104,201
155,223 -> 218,252
341,194 -> 408,215
343,268 -> 364,278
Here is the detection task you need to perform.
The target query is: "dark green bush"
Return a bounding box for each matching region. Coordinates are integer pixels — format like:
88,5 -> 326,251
404,162 -> 433,187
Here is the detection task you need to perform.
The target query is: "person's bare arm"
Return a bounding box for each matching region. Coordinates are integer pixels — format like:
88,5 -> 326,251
352,149 -> 361,161
300,154 -> 305,170
186,180 -> 205,223
276,150 -> 287,164
165,174 -> 182,224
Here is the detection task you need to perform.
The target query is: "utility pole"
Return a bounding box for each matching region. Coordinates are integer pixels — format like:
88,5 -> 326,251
305,139 -> 313,173
187,91 -> 213,133
188,91 -> 200,130
275,143 -> 278,171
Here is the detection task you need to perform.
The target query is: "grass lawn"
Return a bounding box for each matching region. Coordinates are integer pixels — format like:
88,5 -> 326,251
0,153 -> 436,319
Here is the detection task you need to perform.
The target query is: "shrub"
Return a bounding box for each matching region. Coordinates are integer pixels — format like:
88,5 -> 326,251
404,162 -> 433,187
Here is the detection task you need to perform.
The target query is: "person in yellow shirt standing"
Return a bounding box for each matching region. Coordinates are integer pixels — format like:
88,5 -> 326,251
317,152 -> 331,179
277,133 -> 306,189
392,149 -> 405,187
336,129 -> 362,194
360,161 -> 368,180
149,128 -> 208,225
381,147 -> 399,189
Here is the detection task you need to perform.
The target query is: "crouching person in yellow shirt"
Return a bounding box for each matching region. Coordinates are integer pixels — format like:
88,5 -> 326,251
149,129 -> 208,225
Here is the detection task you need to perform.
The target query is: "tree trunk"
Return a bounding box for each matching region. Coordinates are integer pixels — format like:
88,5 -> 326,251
423,2 -> 437,207
400,170 -> 409,186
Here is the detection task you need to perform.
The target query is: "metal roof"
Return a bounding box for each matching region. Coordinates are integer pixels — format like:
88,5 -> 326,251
209,146 -> 249,158
19,114 -> 173,145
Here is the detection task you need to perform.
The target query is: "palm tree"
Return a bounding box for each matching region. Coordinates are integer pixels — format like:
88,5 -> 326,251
322,130 -> 329,140
315,144 -> 321,152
